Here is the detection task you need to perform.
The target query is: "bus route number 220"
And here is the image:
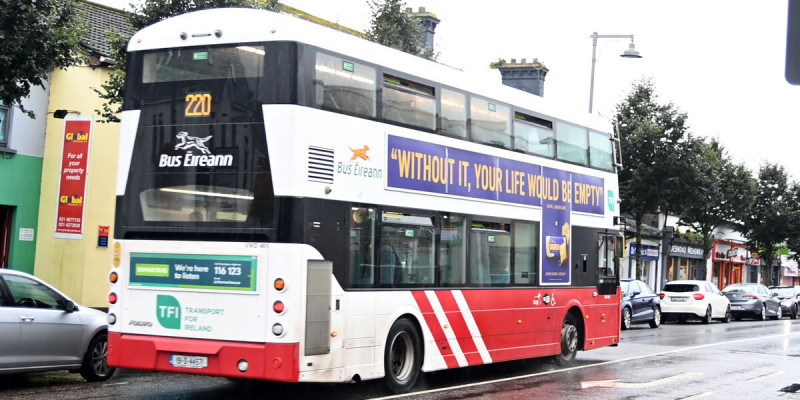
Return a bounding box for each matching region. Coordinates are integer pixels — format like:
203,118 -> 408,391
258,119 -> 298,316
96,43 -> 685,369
185,93 -> 212,117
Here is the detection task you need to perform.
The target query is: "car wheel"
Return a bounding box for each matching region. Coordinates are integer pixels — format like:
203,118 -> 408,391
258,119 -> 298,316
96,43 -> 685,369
384,318 -> 423,394
649,307 -> 661,328
79,332 -> 116,382
720,306 -> 731,323
701,305 -> 712,324
621,307 -> 632,330
757,304 -> 767,321
555,313 -> 579,367
792,305 -> 798,320
771,305 -> 782,320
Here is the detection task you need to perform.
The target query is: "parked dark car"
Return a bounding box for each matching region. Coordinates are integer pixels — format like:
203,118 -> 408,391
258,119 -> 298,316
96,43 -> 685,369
770,286 -> 800,319
620,279 -> 661,329
0,269 -> 115,381
722,283 -> 781,321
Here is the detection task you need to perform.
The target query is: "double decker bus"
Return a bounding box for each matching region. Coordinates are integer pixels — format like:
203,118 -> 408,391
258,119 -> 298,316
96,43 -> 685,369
107,8 -> 622,393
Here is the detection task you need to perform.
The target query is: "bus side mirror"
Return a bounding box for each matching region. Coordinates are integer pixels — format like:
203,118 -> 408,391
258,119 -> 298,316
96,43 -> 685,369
613,237 -> 625,258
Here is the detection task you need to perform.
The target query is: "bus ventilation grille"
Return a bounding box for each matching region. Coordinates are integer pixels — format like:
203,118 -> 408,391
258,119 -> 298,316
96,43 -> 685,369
308,146 -> 334,184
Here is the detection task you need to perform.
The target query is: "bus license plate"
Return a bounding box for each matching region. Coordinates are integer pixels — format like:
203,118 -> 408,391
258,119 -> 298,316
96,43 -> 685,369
170,355 -> 208,369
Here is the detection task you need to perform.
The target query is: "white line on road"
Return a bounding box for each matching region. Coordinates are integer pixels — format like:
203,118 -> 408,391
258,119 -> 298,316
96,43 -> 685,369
748,370 -> 784,381
369,331 -> 800,400
581,372 -> 704,389
679,392 -> 713,399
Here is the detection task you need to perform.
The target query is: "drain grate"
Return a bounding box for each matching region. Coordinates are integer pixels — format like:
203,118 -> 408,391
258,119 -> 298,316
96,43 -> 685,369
780,383 -> 800,393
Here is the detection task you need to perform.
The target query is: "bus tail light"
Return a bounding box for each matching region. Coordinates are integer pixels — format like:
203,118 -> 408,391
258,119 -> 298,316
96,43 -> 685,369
108,313 -> 117,325
109,271 -> 118,283
274,278 -> 285,291
693,293 -> 705,300
108,292 -> 118,304
272,323 -> 284,336
273,301 -> 284,313
237,359 -> 249,372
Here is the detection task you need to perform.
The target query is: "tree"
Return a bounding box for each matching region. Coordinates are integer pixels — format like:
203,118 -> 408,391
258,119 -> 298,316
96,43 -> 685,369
615,79 -> 692,279
678,138 -> 756,261
0,0 -> 87,118
743,163 -> 796,284
94,0 -> 280,123
366,0 -> 425,56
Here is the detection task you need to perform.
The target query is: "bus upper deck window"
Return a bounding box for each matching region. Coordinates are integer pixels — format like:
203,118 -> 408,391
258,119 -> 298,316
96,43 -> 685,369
314,52 -> 376,119
440,88 -> 466,138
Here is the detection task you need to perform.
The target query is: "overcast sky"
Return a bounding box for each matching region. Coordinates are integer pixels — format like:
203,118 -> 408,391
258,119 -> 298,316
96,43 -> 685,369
96,0 -> 800,181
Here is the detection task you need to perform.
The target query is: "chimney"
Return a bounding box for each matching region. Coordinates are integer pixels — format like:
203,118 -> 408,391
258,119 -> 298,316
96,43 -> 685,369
497,58 -> 549,97
410,7 -> 440,57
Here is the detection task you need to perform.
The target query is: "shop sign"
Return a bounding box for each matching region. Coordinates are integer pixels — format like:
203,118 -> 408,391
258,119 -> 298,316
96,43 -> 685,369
629,244 -> 660,260
669,243 -> 704,259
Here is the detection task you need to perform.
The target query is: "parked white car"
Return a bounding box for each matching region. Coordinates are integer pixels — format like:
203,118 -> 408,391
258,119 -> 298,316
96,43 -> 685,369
659,280 -> 731,323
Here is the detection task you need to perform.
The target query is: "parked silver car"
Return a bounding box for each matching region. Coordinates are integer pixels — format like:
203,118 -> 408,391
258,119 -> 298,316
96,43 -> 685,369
722,283 -> 781,321
0,269 -> 115,381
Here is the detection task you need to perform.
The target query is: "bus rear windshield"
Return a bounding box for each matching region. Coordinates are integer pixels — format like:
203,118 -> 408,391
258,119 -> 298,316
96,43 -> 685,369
142,45 -> 265,83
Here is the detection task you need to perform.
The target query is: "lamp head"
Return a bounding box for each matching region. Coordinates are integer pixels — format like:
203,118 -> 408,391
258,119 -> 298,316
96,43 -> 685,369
621,42 -> 642,58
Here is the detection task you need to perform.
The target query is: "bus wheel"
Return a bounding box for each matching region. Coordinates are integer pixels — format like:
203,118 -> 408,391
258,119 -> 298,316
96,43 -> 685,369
384,318 -> 422,394
555,313 -> 579,367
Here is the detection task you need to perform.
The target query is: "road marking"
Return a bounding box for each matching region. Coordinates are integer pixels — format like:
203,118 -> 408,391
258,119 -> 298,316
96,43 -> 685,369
748,370 -> 784,381
679,392 -> 713,399
369,331 -> 800,400
102,382 -> 129,386
581,372 -> 703,389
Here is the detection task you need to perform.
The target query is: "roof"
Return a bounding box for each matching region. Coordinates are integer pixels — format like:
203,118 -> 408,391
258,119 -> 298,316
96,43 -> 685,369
77,0 -> 134,60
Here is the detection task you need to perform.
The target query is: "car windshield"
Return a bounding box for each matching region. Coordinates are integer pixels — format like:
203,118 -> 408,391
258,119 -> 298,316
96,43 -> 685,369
664,284 -> 699,292
722,284 -> 755,293
773,287 -> 795,298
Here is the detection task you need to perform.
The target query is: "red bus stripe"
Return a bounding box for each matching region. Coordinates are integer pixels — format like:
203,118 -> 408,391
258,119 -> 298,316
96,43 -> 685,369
412,291 -> 460,369
435,291 -> 484,366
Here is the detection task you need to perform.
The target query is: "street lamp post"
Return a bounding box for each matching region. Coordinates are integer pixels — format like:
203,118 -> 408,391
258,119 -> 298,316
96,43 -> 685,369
588,32 -> 642,113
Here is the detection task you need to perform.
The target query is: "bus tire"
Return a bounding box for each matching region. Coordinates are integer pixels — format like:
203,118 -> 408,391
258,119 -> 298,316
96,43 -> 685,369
554,313 -> 579,367
384,318 -> 422,394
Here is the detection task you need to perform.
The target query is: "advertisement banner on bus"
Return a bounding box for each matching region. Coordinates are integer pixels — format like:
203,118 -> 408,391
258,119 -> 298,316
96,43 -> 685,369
386,135 -> 605,215
541,167 -> 572,284
129,253 -> 257,291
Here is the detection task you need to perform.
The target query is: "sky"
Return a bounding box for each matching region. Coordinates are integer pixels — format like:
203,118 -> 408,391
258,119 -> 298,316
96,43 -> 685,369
94,0 -> 800,181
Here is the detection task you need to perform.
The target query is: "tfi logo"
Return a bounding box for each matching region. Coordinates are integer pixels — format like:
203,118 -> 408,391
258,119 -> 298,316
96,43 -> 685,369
156,295 -> 181,330
607,190 -> 616,212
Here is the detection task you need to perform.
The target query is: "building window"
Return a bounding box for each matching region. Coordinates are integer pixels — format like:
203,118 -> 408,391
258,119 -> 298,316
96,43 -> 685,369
0,103 -> 9,148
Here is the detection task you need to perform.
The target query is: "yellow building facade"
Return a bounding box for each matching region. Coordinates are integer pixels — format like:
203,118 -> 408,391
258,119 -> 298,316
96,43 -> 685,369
34,64 -> 120,308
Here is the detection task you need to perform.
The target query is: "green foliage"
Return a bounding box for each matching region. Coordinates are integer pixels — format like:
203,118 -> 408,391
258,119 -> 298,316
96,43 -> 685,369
366,0 -> 424,56
615,79 -> 692,278
94,0 -> 279,123
489,58 -> 506,69
0,0 -> 87,118
677,137 -> 756,259
743,164 -> 797,267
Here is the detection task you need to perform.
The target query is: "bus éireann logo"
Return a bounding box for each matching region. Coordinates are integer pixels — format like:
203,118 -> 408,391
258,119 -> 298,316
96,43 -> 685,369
349,145 -> 370,161
156,295 -> 181,330
158,132 -> 233,168
175,131 -> 212,154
